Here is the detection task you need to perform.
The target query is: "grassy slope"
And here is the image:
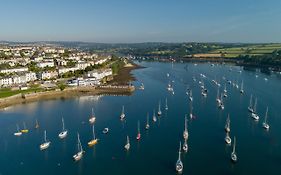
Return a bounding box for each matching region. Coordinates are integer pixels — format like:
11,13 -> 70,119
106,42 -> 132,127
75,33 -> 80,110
210,44 -> 281,58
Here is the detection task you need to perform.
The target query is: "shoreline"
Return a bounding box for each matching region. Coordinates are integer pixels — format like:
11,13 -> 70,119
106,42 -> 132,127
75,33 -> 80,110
0,85 -> 135,109
0,61 -> 142,109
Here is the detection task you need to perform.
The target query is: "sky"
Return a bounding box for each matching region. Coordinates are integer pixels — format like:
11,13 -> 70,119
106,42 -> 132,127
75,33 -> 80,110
0,0 -> 281,43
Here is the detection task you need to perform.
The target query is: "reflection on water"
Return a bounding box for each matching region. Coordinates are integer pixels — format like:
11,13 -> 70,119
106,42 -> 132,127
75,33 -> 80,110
0,62 -> 281,175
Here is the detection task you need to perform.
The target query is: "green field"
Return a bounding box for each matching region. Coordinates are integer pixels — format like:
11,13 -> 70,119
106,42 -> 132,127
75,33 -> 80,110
0,87 -> 43,98
210,44 -> 281,58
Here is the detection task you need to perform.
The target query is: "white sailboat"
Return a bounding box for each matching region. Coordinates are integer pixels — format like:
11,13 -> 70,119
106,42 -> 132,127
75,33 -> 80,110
120,105 -> 125,120
58,117 -> 68,139
262,107 -> 270,130
167,81 -> 173,91
139,83 -> 145,90
225,132 -> 232,145
124,135 -> 130,150
88,124 -> 98,147
240,80 -> 244,94
183,139 -> 188,152
225,114 -> 230,132
40,130 -> 51,150
165,98 -> 168,110
14,124 -> 22,136
73,133 -> 84,161
136,121 -> 141,140
231,136 -> 237,163
35,119 -> 39,129
157,101 -> 162,116
189,90 -> 193,101
189,102 -> 194,119
251,98 -> 259,121
248,95 -> 254,113
152,110 -> 157,122
145,113 -> 150,130
89,108 -> 96,124
175,141 -> 183,173
216,88 -> 221,103
183,115 -> 188,140
224,84 -> 227,93
219,94 -> 224,110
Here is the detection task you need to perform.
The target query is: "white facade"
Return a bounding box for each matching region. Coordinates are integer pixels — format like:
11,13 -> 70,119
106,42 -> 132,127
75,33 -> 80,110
77,61 -> 90,70
58,67 -> 79,75
37,61 -> 55,68
0,77 -> 13,86
0,67 -> 28,74
25,72 -> 37,82
37,71 -> 58,80
86,68 -> 112,80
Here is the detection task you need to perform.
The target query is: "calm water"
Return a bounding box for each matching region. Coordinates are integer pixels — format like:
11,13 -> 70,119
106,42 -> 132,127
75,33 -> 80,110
1,62 -> 281,175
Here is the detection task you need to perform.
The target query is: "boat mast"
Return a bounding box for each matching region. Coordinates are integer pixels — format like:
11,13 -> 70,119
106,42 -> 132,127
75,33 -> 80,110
44,130 -> 47,142
178,142 -> 182,161
249,95 -> 252,108
232,137 -> 236,154
62,117 -> 65,131
92,125 -> 96,140
137,121 -> 140,134
146,113 -> 149,125
264,107 -> 268,124
254,98 -> 257,112
127,135 -> 130,144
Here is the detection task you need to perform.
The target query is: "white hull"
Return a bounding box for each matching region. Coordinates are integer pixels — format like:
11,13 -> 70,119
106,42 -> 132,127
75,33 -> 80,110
124,143 -> 130,150
40,142 -> 51,150
14,132 -> 22,136
59,130 -> 68,139
89,117 -> 96,124
73,151 -> 83,161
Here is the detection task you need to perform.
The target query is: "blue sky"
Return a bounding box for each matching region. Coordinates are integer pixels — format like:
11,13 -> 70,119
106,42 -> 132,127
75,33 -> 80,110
0,0 -> 281,43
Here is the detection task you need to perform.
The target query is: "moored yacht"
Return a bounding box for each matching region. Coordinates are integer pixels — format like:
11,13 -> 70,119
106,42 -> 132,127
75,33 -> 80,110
262,107 -> 270,130
88,124 -> 98,147
157,101 -> 162,116
136,121 -> 141,140
231,136 -> 237,163
40,130 -> 51,150
145,113 -> 150,130
89,108 -> 96,124
176,141 -> 183,173
124,135 -> 130,150
120,105 -> 125,120
14,124 -> 22,136
58,117 -> 68,139
73,133 -> 84,161
225,132 -> 232,145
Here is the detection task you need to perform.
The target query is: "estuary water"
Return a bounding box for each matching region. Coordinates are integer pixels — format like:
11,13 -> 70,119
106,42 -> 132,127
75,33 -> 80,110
1,62 -> 281,175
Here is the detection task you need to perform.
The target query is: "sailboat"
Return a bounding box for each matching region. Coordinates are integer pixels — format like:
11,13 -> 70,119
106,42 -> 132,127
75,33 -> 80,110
240,80 -> 244,94
58,117 -> 68,139
145,113 -> 150,130
139,83 -> 145,90
136,121 -> 141,140
219,94 -> 224,110
224,84 -> 227,93
165,98 -> 168,110
120,105 -> 125,120
35,119 -> 39,129
225,132 -> 232,145
14,124 -> 22,136
251,98 -> 259,121
73,133 -> 84,161
216,88 -> 221,103
189,90 -> 193,101
124,135 -> 130,150
183,139 -> 188,152
157,101 -> 162,116
189,102 -> 194,120
152,110 -> 157,122
201,89 -> 207,97
183,115 -> 188,140
21,122 -> 29,133
248,95 -> 254,113
262,107 -> 270,130
175,141 -> 183,173
225,115 -> 230,132
231,136 -> 237,163
89,108 -> 96,124
40,130 -> 51,150
88,124 -> 98,146
167,81 -> 173,91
